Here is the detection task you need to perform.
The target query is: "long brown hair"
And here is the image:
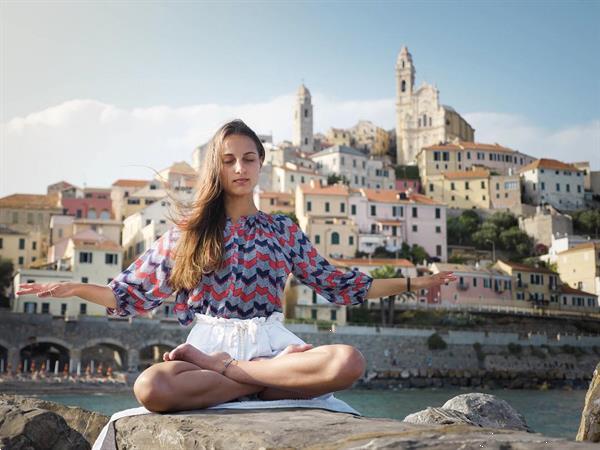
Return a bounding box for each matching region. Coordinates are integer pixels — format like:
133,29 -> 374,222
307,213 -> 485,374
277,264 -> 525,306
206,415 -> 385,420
168,119 -> 265,291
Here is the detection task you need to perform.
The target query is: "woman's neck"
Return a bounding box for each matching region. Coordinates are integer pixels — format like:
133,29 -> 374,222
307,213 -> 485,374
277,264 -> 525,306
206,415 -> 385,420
223,195 -> 258,222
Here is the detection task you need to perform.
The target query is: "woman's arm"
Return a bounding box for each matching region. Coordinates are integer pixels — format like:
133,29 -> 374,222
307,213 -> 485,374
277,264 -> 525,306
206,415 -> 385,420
16,282 -> 117,309
366,271 -> 457,299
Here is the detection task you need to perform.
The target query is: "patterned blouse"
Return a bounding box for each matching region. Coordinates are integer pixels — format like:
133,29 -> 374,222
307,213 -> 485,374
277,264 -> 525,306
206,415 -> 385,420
107,211 -> 374,326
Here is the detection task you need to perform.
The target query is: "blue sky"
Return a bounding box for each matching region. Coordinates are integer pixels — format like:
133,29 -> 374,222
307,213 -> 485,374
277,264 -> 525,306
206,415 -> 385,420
1,1 -> 599,196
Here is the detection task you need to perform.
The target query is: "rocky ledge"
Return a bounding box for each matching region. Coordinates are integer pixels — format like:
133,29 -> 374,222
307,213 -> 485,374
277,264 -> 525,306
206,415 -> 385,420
2,392 -> 598,449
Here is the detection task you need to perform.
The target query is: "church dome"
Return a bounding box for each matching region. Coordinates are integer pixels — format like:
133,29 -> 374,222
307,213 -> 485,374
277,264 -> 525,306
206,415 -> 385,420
297,84 -> 311,97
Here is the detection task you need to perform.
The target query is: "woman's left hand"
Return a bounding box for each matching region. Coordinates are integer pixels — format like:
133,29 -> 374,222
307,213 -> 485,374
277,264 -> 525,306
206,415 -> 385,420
413,271 -> 457,290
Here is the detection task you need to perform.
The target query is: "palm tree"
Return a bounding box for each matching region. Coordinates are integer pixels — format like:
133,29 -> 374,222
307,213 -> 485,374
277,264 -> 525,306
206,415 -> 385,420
369,265 -> 397,326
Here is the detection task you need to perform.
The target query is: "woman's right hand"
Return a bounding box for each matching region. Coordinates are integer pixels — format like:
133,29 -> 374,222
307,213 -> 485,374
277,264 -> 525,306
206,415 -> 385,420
16,282 -> 78,299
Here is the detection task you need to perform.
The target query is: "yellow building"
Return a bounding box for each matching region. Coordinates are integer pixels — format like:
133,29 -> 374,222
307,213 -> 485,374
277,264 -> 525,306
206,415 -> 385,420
0,225 -> 44,269
326,127 -> 352,147
256,191 -> 294,215
295,182 -> 358,259
557,242 -> 600,296
428,169 -> 491,209
110,179 -> 150,221
494,260 -> 560,307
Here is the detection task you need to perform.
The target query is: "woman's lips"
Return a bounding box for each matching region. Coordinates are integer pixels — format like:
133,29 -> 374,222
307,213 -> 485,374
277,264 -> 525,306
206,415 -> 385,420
234,178 -> 249,184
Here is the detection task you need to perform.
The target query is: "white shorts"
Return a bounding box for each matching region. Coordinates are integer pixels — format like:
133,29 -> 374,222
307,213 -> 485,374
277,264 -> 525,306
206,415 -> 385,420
185,312 -> 306,361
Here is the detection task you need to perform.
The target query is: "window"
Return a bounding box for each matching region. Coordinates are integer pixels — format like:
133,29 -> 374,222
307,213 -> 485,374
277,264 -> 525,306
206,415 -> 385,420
325,202 -> 330,212
481,181 -> 485,189
349,236 -> 354,245
436,226 -> 441,233
331,232 -> 340,245
370,205 -> 376,216
61,303 -> 67,315
105,253 -> 118,265
450,182 -> 455,191
330,309 -> 337,321
79,252 -> 93,263
556,183 -> 560,192
41,303 -> 50,314
434,151 -> 440,161
81,277 -> 89,283
80,303 -> 87,315
566,184 -> 570,193
315,235 -> 320,244
465,181 -> 470,190
311,309 -> 317,320
436,245 -> 441,256
307,201 -> 312,212
435,208 -> 441,219
0,238 -> 2,249
304,108 -> 308,118
19,238 -> 25,250
412,207 -> 417,218
412,224 -> 418,232
32,241 -> 37,250
473,278 -> 478,287
24,302 -> 37,314
351,204 -> 356,215
578,185 -> 582,193
340,203 -> 345,213
429,183 -> 434,192
18,256 -> 24,265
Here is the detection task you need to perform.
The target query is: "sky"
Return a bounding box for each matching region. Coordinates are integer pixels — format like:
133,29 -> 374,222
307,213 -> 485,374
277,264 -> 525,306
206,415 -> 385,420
1,0 -> 599,197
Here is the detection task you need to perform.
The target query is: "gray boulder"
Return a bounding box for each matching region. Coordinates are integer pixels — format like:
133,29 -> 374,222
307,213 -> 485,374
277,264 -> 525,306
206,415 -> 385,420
442,392 -> 530,431
577,362 -> 600,442
403,406 -> 479,427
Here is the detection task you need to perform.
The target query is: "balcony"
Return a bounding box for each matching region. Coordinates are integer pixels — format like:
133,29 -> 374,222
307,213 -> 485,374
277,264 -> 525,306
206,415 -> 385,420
517,282 -> 528,289
457,282 -> 469,291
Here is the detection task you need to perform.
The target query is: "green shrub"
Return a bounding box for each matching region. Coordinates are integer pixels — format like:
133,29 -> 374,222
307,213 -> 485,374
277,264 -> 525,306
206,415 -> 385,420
427,333 -> 447,350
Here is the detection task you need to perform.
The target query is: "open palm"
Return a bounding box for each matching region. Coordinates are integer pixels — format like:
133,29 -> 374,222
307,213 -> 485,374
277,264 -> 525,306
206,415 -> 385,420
16,282 -> 77,298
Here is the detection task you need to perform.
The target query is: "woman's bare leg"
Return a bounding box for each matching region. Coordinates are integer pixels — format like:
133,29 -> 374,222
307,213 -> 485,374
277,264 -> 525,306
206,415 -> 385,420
165,343 -> 366,397
133,360 -> 265,413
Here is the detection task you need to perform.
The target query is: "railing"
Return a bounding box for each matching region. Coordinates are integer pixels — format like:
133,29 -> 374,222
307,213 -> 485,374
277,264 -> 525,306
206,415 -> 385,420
457,283 -> 469,291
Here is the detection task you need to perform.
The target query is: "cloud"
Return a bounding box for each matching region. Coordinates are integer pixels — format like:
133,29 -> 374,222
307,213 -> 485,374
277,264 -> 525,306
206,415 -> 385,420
1,97 -> 598,197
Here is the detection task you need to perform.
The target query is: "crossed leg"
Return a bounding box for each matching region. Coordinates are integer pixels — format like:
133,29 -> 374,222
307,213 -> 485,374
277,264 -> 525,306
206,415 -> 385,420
134,343 -> 366,413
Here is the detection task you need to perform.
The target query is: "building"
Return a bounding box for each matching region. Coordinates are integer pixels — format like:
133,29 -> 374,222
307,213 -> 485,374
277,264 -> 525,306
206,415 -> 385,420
556,242 -> 600,296
310,145 -> 395,189
0,225 -> 43,269
13,230 -> 123,317
255,191 -> 294,215
112,180 -> 167,222
58,186 -> 112,220
271,162 -> 327,194
520,158 -> 585,210
326,128 -> 352,147
293,84 -> 314,152
518,205 -> 573,248
295,182 -> 358,259
426,169 -> 521,211
559,285 -> 598,312
494,260 -> 560,307
395,46 -> 474,164
350,189 -> 447,261
157,161 -> 197,191
110,179 -> 150,222
429,262 -> 514,307
541,233 -> 594,264
417,141 -> 535,182
49,215 -> 122,248
348,120 -> 390,156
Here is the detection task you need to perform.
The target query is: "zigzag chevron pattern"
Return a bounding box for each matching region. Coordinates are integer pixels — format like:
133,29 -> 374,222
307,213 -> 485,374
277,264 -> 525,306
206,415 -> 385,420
107,211 -> 373,326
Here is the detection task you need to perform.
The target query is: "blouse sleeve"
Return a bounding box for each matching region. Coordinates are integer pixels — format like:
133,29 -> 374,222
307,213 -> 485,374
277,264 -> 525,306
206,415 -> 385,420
280,216 -> 373,306
106,227 -> 177,318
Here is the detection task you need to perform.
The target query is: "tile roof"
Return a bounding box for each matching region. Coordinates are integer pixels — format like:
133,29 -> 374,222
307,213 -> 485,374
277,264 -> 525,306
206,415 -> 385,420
299,184 -> 350,196
0,193 -> 61,210
422,141 -> 515,153
112,179 -> 149,187
560,284 -> 597,297
497,259 -> 557,274
310,145 -> 367,159
558,241 -> 600,255
329,257 -> 415,268
361,189 -> 444,206
519,158 -> 580,173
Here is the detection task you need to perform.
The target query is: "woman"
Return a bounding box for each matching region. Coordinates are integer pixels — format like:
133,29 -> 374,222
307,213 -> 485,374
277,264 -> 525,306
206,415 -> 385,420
17,119 -> 456,413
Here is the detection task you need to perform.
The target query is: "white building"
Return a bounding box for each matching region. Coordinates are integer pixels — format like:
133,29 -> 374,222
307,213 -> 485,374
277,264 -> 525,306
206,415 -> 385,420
271,162 -> 327,194
395,46 -> 474,164
520,158 -> 585,210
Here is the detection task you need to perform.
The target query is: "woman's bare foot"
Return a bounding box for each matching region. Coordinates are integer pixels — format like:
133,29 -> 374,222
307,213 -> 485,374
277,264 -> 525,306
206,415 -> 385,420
163,343 -> 231,372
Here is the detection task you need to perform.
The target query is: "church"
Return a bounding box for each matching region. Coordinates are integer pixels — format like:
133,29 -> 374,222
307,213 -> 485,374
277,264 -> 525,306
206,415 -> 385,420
395,46 -> 475,165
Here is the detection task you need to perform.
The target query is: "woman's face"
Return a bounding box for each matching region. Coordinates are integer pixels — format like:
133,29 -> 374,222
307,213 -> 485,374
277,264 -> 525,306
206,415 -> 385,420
219,134 -> 262,196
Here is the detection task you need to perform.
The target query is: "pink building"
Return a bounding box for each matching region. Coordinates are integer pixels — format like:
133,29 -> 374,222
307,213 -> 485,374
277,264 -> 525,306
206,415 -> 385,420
61,188 -> 113,219
395,178 -> 421,193
429,262 -> 515,307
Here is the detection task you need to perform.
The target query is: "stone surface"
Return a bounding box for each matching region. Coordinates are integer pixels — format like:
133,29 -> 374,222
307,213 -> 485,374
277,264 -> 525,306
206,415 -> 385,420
442,392 -> 530,432
107,408 -> 594,449
0,404 -> 90,449
577,362 -> 600,442
403,406 -> 479,427
0,394 -> 109,446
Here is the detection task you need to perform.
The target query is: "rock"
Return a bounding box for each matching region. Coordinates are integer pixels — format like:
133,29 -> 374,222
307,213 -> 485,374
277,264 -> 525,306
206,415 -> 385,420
0,394 -> 109,446
404,407 -> 479,427
442,393 -> 530,431
577,362 -> 600,442
108,408 -> 592,449
0,404 -> 90,449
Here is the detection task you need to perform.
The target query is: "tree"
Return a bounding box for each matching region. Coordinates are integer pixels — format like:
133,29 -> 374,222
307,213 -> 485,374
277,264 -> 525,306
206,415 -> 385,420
447,210 -> 481,245
369,265 -> 397,326
499,227 -> 533,261
409,244 -> 429,264
574,209 -> 600,238
472,222 -> 499,248
327,174 -> 350,186
0,258 -> 14,309
488,211 -> 518,230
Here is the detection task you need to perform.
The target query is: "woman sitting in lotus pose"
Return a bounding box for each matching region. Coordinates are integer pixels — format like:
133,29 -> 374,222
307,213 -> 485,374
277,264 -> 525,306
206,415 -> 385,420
17,119 -> 456,412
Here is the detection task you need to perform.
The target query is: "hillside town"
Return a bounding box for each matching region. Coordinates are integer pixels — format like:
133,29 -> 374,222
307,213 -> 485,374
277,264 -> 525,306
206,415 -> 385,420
1,46 -> 599,328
